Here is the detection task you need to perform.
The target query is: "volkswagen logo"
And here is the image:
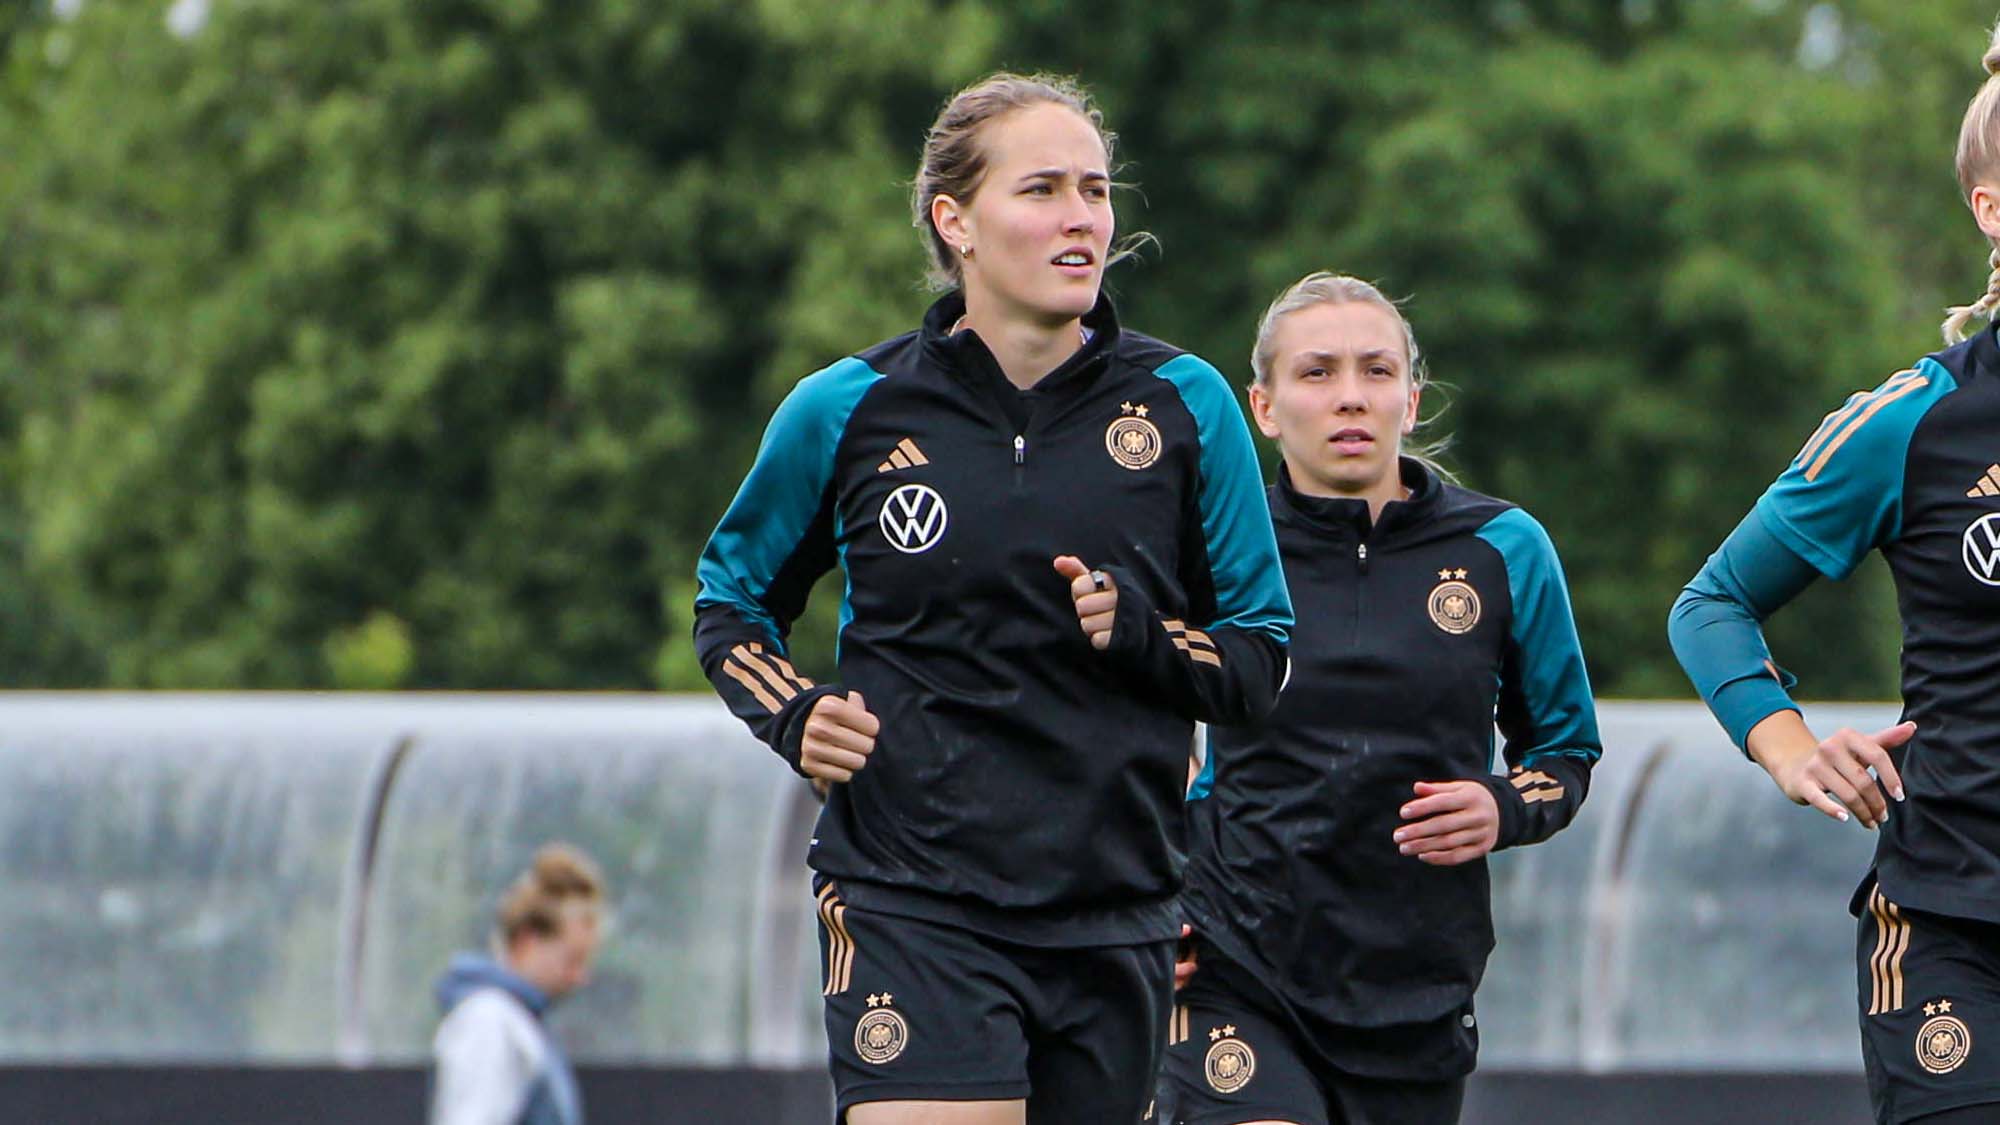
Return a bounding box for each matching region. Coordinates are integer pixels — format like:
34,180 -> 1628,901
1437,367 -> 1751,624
1965,512 -> 2000,588
879,483 -> 948,554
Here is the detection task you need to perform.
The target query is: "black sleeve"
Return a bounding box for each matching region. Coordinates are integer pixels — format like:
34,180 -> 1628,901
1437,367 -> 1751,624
1477,753 -> 1593,852
1101,565 -> 1288,726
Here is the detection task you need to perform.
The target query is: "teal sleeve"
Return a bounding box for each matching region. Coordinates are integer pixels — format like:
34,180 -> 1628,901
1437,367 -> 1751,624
1478,509 -> 1600,768
1753,359 -> 1954,580
692,358 -> 882,767
1153,355 -> 1293,643
1667,510 -> 1818,751
1475,508 -> 1600,849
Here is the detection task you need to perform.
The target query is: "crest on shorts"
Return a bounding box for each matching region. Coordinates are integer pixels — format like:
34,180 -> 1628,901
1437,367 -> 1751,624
1917,999 -> 1973,1075
1106,402 -> 1162,471
856,993 -> 909,1065
1203,1025 -> 1256,1094
1428,570 -> 1480,635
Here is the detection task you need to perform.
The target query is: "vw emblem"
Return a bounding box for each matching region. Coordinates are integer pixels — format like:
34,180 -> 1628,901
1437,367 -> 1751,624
1965,512 -> 2000,587
879,483 -> 948,554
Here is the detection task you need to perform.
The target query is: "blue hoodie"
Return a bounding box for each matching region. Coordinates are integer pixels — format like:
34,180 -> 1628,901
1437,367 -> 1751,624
430,953 -> 583,1125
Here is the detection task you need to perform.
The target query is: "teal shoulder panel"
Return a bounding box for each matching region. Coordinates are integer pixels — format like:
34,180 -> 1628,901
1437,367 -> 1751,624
1753,358 -> 1957,580
695,358 -> 884,644
1475,507 -> 1600,766
1151,354 -> 1292,642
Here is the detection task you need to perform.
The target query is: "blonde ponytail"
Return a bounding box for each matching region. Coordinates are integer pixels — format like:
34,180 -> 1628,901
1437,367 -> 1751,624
1943,24 -> 2000,343
1943,247 -> 2000,345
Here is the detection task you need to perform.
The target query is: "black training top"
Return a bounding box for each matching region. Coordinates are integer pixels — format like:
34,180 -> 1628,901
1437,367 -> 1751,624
694,292 -> 1293,946
1672,324 -> 2000,925
1182,460 -> 1600,1074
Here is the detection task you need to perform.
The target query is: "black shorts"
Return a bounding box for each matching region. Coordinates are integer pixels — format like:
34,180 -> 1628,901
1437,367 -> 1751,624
814,880 -> 1174,1124
1856,883 -> 2000,1124
1158,948 -> 1468,1125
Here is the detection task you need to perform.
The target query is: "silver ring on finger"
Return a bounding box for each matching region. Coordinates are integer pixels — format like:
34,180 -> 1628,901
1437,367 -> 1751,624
1091,570 -> 1108,592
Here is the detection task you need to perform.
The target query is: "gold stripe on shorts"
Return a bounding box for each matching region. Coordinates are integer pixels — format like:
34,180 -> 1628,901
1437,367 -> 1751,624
1884,897 -> 1910,1014
818,884 -> 856,996
1866,887 -> 1889,1016
1867,887 -> 1912,1016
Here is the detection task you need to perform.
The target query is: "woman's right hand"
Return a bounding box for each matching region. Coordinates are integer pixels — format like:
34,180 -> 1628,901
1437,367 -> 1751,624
1750,712 -> 1913,829
801,691 -> 880,784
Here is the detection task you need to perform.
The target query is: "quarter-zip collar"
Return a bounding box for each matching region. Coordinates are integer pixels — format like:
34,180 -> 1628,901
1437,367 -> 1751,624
921,290 -> 1121,399
1271,457 -> 1442,544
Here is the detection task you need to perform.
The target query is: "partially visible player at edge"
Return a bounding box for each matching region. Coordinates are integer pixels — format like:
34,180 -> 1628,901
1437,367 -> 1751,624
1160,273 -> 1601,1125
1668,25 -> 2000,1125
692,73 -> 1292,1125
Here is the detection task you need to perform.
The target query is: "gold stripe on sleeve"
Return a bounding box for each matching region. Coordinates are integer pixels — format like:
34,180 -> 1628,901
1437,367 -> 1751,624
723,660 -> 782,714
733,645 -> 799,703
1796,371 -> 1917,467
1805,377 -> 1930,482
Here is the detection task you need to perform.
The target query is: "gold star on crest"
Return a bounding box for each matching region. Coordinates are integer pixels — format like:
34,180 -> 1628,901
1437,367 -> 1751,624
1222,1024 -> 1237,1037
1135,404 -> 1149,418
1454,568 -> 1468,580
1438,569 -> 1451,580
1940,999 -> 1953,1013
1208,1027 -> 1223,1042
880,993 -> 893,1006
1925,1002 -> 1938,1016
866,993 -> 882,1008
1120,401 -> 1135,414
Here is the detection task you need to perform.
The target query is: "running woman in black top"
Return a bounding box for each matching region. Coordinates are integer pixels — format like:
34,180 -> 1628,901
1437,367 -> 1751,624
1669,27 -> 2000,1125
1160,274 -> 1601,1125
693,74 -> 1292,1124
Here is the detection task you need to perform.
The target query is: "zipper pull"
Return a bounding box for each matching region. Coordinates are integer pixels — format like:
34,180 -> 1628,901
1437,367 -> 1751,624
1014,434 -> 1025,465
1357,542 -> 1369,571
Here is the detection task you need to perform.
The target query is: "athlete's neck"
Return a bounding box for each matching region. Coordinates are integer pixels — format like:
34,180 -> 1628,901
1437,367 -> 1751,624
1286,454 -> 1410,524
959,293 -> 1087,391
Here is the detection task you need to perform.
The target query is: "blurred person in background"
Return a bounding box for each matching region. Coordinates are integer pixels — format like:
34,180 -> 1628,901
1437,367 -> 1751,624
1162,274 -> 1601,1125
1668,23 -> 2000,1124
693,71 -> 1292,1124
431,844 -> 606,1125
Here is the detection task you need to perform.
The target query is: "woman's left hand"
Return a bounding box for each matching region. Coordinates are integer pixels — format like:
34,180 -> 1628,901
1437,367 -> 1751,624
1053,556 -> 1117,650
1393,780 -> 1500,866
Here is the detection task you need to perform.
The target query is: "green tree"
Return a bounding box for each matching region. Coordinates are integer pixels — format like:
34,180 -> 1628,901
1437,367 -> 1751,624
2,0 -> 1991,699
1,0 -> 991,686
1006,0 -> 1969,697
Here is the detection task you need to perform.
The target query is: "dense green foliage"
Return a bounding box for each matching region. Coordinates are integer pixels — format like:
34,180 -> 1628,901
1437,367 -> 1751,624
0,0 -> 1991,698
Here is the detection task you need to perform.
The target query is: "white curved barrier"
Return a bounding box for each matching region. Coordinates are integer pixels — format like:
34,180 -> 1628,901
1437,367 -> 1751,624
0,694 -> 1900,1072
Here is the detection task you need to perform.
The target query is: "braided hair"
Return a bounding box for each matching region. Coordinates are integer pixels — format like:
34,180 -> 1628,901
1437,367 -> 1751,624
1942,27 -> 2000,344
